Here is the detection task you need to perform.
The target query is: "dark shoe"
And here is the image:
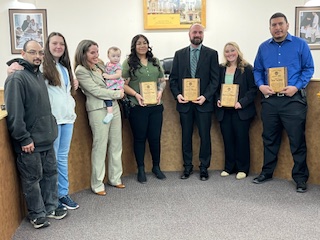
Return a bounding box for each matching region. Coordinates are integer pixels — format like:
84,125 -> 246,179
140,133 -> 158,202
200,170 -> 209,181
296,182 -> 307,193
137,167 -> 147,183
181,170 -> 193,179
152,166 -> 166,179
252,174 -> 272,184
47,206 -> 67,220
30,217 -> 50,229
59,195 -> 79,210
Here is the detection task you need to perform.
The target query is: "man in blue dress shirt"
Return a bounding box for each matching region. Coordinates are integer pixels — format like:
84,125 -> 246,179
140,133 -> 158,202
253,12 -> 314,193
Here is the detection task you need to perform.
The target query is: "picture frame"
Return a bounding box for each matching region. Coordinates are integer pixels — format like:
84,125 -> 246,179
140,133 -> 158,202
295,6 -> 320,50
143,0 -> 206,30
9,9 -> 48,54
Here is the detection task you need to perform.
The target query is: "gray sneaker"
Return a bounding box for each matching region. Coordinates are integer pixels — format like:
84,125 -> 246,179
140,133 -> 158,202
47,207 -> 68,220
30,217 -> 50,229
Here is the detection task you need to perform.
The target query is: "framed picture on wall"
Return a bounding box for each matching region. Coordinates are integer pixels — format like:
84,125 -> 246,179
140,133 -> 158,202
143,0 -> 206,30
295,6 -> 320,50
9,9 -> 48,54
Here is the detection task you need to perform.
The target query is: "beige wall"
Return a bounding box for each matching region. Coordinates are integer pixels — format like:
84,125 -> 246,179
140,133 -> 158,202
2,0 -> 319,88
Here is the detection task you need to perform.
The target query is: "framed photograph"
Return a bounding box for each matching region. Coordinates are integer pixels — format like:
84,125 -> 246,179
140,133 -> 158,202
143,0 -> 206,30
295,6 -> 320,50
9,9 -> 48,54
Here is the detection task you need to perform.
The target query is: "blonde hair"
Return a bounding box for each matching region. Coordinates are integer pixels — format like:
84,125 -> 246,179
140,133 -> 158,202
221,42 -> 248,73
107,46 -> 121,56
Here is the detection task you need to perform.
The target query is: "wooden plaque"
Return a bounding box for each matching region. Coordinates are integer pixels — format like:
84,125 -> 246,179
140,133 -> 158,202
139,81 -> 157,105
183,78 -> 200,101
220,84 -> 239,107
268,67 -> 287,92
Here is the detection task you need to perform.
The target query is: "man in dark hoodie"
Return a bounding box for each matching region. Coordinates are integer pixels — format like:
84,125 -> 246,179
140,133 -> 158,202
5,40 -> 67,229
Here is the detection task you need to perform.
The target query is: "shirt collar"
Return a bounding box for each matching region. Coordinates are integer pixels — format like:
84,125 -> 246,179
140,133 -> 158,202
268,32 -> 292,44
190,44 -> 202,51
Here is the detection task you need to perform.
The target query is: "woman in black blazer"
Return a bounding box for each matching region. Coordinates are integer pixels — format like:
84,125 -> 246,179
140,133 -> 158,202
216,42 -> 257,179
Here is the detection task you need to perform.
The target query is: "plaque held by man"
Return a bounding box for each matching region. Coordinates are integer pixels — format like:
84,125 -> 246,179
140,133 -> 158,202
220,84 -> 239,107
183,78 -> 200,101
139,81 -> 157,105
268,67 -> 287,92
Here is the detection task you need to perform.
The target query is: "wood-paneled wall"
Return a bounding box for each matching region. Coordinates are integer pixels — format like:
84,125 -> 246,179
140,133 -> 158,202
1,81 -> 320,239
0,119 -> 24,240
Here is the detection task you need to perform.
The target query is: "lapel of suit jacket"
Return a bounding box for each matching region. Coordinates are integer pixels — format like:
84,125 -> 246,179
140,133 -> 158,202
183,47 -> 191,76
90,63 -> 106,86
234,68 -> 241,84
221,66 -> 226,83
196,46 -> 207,75
221,66 -> 240,84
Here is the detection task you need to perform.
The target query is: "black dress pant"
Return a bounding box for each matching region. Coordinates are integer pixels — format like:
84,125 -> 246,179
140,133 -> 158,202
260,92 -> 309,183
129,105 -> 163,167
179,104 -> 212,171
219,109 -> 252,174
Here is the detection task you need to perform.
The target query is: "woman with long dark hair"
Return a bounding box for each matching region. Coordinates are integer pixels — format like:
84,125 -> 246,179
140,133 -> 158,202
122,34 -> 166,183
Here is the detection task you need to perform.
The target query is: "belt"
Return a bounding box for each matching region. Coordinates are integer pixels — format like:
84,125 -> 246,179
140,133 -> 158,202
263,89 -> 305,99
264,93 -> 285,98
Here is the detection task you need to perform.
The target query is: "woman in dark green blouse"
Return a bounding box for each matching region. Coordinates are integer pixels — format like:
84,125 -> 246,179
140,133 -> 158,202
122,34 -> 166,183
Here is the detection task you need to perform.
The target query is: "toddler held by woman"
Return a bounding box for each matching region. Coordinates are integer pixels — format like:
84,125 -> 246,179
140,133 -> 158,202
102,47 -> 124,124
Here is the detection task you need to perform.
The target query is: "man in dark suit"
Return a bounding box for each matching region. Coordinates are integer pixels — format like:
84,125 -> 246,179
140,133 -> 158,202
169,23 -> 219,181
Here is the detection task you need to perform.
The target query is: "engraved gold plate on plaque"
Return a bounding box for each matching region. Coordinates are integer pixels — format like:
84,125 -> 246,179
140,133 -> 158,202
139,81 -> 157,105
183,78 -> 200,101
268,67 -> 287,93
220,84 -> 239,107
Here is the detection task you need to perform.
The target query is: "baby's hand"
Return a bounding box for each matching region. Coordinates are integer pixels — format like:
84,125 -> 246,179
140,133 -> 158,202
73,78 -> 79,90
102,73 -> 108,79
119,89 -> 124,98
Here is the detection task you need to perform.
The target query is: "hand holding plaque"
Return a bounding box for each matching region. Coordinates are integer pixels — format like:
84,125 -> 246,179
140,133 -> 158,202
268,67 -> 287,92
139,81 -> 157,105
183,78 -> 200,101
220,84 -> 239,107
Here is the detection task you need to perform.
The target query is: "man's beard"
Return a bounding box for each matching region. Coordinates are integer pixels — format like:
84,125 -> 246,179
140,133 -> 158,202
32,60 -> 41,71
190,37 -> 203,45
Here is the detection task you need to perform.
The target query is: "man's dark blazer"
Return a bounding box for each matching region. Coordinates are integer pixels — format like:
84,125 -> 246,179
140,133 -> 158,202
215,64 -> 257,121
169,45 -> 219,113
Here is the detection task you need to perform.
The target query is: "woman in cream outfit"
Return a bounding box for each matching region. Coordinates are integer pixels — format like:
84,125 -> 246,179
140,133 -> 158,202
74,40 -> 125,195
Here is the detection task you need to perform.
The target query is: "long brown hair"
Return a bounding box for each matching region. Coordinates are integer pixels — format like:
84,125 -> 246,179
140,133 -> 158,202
43,32 -> 74,93
74,40 -> 99,71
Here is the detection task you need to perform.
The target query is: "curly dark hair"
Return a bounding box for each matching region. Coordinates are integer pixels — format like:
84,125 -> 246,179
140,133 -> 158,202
127,34 -> 160,77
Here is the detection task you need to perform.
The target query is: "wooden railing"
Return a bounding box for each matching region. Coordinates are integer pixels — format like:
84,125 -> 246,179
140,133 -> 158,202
1,81 -> 320,239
